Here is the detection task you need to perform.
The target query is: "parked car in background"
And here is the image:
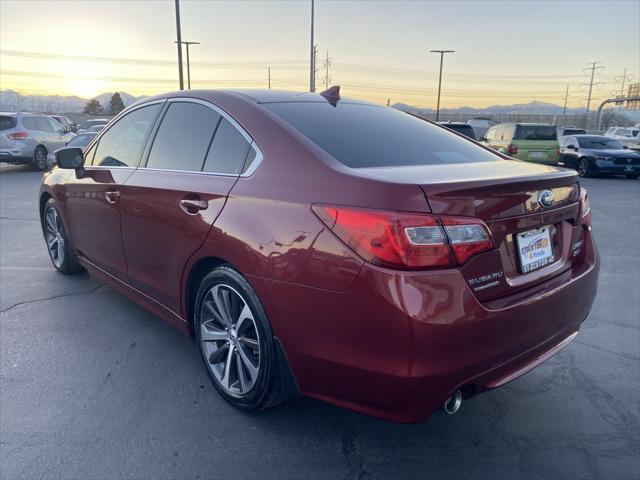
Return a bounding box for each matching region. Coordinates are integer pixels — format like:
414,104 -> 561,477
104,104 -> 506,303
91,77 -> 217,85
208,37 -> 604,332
78,118 -> 110,133
466,117 -> 495,139
87,124 -> 106,133
558,126 -> 585,136
604,127 -> 640,146
482,123 -> 559,164
438,121 -> 477,140
0,112 -> 76,170
50,115 -> 78,133
40,89 -> 598,423
559,135 -> 640,178
46,132 -> 98,169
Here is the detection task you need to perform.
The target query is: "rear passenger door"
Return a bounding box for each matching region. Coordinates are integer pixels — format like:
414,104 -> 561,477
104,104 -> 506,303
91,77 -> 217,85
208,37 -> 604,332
120,99 -> 260,313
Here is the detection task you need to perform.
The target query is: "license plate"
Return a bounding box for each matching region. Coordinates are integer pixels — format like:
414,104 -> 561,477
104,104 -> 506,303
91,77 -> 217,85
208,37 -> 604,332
516,226 -> 554,273
528,151 -> 545,159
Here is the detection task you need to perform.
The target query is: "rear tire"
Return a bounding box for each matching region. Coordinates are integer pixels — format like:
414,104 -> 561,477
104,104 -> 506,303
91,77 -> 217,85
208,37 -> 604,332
577,158 -> 591,178
42,198 -> 84,274
195,266 -> 283,411
33,146 -> 48,171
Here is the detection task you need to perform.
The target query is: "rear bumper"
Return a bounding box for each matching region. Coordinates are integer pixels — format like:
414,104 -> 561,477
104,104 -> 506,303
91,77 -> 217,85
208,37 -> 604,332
253,227 -> 599,423
0,150 -> 32,164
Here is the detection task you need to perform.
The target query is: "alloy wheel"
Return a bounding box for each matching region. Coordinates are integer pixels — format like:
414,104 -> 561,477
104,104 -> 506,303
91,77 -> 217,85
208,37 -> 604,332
35,149 -> 47,170
199,284 -> 261,397
44,207 -> 65,268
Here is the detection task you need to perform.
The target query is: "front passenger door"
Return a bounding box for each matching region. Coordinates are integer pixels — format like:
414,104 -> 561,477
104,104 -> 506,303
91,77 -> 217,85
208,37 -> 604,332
62,102 -> 163,279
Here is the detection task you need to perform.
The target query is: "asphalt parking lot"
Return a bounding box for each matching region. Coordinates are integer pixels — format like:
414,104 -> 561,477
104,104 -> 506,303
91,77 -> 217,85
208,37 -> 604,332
0,164 -> 638,480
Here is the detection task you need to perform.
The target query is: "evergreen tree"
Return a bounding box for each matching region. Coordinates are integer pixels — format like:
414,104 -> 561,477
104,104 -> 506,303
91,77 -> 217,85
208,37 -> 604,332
108,92 -> 126,115
83,98 -> 104,115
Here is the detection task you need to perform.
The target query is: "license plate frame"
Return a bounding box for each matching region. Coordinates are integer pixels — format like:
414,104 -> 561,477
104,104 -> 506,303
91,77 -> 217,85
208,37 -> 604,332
516,226 -> 554,273
528,151 -> 545,159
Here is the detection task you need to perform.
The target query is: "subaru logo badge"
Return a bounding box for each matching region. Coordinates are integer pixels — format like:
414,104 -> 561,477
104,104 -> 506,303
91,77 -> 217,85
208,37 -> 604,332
538,190 -> 555,209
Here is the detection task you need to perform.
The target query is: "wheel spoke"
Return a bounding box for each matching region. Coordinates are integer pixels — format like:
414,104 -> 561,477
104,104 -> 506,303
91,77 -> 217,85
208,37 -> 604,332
237,344 -> 259,382
219,346 -> 235,390
203,299 -> 228,329
212,286 -> 234,328
235,351 -> 248,391
235,304 -> 253,332
200,321 -> 229,342
208,344 -> 229,365
239,336 -> 259,350
47,236 -> 57,249
56,241 -> 64,264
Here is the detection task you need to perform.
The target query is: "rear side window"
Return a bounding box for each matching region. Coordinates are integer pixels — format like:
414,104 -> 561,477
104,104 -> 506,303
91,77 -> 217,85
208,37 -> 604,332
147,102 -> 221,172
21,117 -> 38,130
202,118 -> 252,174
502,126 -> 516,140
514,125 -> 557,141
263,102 -> 497,168
92,103 -> 161,167
0,116 -> 17,130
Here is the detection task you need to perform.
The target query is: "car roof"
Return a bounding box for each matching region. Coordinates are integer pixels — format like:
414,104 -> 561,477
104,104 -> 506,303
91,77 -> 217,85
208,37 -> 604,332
133,89 -> 376,107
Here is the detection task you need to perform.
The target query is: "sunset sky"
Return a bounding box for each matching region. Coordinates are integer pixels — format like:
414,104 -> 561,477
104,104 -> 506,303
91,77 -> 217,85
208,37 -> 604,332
1,0 -> 638,108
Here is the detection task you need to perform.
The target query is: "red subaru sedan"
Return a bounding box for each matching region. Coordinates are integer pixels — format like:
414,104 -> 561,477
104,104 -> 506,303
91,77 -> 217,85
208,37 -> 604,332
39,89 -> 598,423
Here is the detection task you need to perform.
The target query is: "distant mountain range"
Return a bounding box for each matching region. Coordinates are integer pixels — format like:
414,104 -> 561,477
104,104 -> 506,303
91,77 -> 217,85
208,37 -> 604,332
0,90 -> 145,114
392,100 -> 589,116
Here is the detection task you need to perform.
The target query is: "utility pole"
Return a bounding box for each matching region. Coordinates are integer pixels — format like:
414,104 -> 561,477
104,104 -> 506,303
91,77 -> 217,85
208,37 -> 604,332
562,84 -> 569,123
174,0 -> 184,90
430,49 -> 455,121
309,0 -> 315,92
175,40 -> 200,89
323,50 -> 332,90
268,66 -> 271,89
581,61 -> 604,128
614,68 -> 634,117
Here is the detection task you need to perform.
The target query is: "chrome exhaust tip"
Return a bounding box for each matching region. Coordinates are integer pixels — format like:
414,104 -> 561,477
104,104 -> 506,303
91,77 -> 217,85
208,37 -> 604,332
443,390 -> 463,415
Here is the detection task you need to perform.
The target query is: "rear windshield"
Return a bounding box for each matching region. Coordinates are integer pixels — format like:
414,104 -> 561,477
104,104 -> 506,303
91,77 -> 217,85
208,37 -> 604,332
515,125 -> 557,141
441,124 -> 477,140
577,137 -> 624,150
263,102 -> 497,168
0,116 -> 17,131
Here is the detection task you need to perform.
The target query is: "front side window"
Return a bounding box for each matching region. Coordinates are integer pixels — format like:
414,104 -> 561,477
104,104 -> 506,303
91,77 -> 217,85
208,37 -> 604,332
146,102 -> 221,172
34,117 -> 55,132
92,103 -> 161,167
493,126 -> 505,141
202,118 -> 252,174
263,102 -> 498,168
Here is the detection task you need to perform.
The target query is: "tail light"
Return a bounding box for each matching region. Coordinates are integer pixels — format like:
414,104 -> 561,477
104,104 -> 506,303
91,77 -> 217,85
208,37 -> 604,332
507,144 -> 518,155
312,205 -> 494,269
7,131 -> 28,140
579,187 -> 591,225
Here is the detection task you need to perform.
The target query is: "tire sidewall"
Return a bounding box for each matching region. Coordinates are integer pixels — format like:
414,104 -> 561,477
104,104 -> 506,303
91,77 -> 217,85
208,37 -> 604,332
43,198 -> 81,273
194,266 -> 276,410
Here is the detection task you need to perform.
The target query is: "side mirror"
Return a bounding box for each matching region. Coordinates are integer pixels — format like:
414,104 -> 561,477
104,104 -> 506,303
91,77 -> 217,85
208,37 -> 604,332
566,144 -> 577,150
56,147 -> 84,169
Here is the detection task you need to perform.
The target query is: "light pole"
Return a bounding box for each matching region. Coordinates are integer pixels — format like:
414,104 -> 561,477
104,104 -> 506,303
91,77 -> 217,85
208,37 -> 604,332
430,49 -> 455,121
174,0 -> 184,90
309,0 -> 315,92
175,40 -> 200,89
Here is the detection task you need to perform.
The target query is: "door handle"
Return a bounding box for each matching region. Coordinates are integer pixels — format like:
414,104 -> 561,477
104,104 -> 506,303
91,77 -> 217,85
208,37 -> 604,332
180,198 -> 209,215
105,190 -> 121,204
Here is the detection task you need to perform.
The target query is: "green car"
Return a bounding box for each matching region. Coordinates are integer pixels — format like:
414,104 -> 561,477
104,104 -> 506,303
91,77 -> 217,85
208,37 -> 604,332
481,123 -> 559,164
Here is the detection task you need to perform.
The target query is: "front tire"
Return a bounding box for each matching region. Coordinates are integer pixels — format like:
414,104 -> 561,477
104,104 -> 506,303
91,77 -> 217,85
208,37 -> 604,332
42,198 -> 84,274
33,146 -> 48,171
577,158 -> 591,178
195,266 -> 281,411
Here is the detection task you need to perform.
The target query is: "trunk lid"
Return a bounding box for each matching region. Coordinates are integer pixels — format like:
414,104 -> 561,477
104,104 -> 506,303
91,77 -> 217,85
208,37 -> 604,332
357,159 -> 582,302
